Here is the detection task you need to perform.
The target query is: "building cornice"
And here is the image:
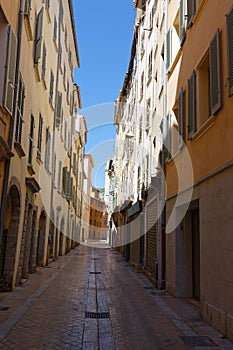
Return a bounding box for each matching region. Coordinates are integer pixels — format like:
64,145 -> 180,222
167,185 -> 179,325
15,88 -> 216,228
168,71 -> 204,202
68,0 -> 80,68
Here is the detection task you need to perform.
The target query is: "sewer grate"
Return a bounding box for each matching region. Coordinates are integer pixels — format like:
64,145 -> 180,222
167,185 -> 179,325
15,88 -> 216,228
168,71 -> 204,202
180,336 -> 216,347
91,258 -> 99,260
85,311 -> 109,319
143,286 -> 155,290
89,271 -> 101,274
150,291 -> 171,297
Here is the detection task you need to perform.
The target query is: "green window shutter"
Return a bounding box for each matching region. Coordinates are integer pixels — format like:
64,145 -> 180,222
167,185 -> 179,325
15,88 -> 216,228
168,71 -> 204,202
226,5 -> 233,96
42,43 -> 46,79
24,0 -> 31,15
53,16 -> 57,42
49,70 -> 54,102
4,26 -> 17,115
28,114 -> 35,165
209,29 -> 222,115
164,112 -> 171,160
166,28 -> 172,72
56,92 -> 62,126
37,114 -> 43,158
34,8 -> 44,64
187,0 -> 196,28
179,0 -> 185,44
62,166 -> 67,195
178,88 -> 184,147
188,70 -> 196,139
15,74 -> 25,143
58,160 -> 62,190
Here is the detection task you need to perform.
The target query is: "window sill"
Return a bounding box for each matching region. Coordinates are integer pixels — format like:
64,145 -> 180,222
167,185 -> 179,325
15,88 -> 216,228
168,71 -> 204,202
36,156 -> 43,165
42,77 -> 47,90
192,115 -> 216,142
34,64 -> 41,82
14,142 -> 26,157
45,6 -> 51,23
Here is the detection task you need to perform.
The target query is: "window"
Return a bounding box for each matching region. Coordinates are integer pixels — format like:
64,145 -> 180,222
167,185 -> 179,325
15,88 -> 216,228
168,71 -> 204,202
197,51 -> 211,127
70,92 -> 74,115
56,91 -> 62,127
188,70 -> 196,138
166,27 -> 172,72
209,29 -> 221,114
178,88 -> 184,148
164,112 -> 171,160
15,74 -> 25,144
73,153 -> 77,173
49,70 -> 54,103
226,5 -> 233,96
65,26 -> 68,50
146,98 -> 151,130
34,8 -> 44,64
4,26 -> 17,114
37,113 -> 43,159
57,160 -> 62,191
141,31 -> 145,57
63,64 -> 66,89
187,0 -> 196,28
66,80 -> 69,103
45,127 -> 51,170
24,0 -> 31,15
137,167 -> 141,192
140,72 -> 144,98
42,43 -> 46,80
53,16 -> 57,43
179,0 -> 185,44
28,114 -> 35,165
68,50 -> 72,69
148,51 -> 152,80
45,0 -> 50,9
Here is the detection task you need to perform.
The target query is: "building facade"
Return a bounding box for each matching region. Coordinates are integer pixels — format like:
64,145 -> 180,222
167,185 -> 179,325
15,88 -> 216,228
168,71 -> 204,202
165,0 -> 233,340
0,0 -> 85,291
114,0 -> 166,287
81,153 -> 94,242
89,187 -> 107,241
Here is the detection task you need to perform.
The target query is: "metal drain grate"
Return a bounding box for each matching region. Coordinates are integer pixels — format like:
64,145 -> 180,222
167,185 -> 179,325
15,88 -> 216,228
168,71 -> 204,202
89,271 -> 101,274
85,312 -> 110,319
180,336 -> 216,347
91,258 -> 99,260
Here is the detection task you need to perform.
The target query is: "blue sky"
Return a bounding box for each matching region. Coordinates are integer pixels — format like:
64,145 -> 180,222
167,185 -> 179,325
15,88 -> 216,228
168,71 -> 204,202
73,1 -> 136,187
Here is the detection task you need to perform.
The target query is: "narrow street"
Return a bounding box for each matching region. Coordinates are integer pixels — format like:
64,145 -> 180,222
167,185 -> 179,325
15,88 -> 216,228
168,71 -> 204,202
0,244 -> 232,350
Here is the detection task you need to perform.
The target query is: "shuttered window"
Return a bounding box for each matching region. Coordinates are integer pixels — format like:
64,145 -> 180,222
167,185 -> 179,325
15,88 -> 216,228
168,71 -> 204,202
15,74 -> 25,143
66,81 -> 69,103
178,88 -> 184,148
24,0 -> 31,15
34,8 -> 44,64
188,70 -> 197,139
37,114 -> 43,159
53,16 -> 57,43
28,114 -> 35,165
226,5 -> 233,96
4,26 -> 17,115
209,29 -> 222,115
57,160 -> 62,190
46,0 -> 50,9
56,92 -> 62,127
166,27 -> 172,72
42,43 -> 46,80
179,0 -> 185,44
49,70 -> 54,103
70,92 -> 74,115
45,127 -> 51,170
164,112 -> 171,160
73,153 -> 77,174
187,0 -> 196,28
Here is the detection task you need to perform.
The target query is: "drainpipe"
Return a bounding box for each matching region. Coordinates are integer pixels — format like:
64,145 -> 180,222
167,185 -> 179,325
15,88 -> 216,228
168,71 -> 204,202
160,0 -> 168,290
0,0 -> 24,246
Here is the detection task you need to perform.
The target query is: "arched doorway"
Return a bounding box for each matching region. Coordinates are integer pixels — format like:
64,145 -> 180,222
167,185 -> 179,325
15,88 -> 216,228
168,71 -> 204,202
0,185 -> 21,291
36,211 -> 46,266
59,217 -> 64,256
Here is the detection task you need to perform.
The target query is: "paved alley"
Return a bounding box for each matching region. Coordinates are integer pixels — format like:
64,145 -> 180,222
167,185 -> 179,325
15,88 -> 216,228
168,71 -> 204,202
0,244 -> 232,350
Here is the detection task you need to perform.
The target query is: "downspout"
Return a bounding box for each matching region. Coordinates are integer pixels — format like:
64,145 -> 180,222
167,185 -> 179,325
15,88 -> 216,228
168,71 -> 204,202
161,0 -> 168,290
0,0 -> 24,246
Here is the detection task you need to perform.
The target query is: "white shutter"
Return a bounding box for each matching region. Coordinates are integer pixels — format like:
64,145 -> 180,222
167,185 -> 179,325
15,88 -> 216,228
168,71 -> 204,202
4,26 -> 17,115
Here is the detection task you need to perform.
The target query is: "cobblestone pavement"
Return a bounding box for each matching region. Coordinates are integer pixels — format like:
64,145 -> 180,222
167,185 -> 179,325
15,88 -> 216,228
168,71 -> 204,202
0,243 -> 233,350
